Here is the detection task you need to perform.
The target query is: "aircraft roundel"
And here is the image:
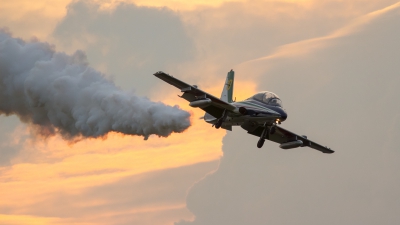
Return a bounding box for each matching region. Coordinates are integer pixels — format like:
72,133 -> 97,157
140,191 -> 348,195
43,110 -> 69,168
227,79 -> 233,90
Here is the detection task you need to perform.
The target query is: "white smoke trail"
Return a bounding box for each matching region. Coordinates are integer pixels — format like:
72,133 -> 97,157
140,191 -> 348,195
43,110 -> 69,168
0,30 -> 191,140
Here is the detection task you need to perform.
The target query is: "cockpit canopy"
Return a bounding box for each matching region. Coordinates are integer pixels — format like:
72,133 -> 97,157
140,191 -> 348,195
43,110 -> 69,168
247,91 -> 282,107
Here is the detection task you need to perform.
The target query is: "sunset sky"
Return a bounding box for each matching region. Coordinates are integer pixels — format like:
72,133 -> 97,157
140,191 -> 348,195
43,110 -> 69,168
1,0 -> 400,225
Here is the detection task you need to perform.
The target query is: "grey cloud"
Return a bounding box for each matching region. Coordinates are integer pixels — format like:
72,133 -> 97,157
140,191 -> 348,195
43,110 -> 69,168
179,2 -> 400,225
0,115 -> 22,166
0,146 -> 16,166
53,0 -> 195,94
180,0 -> 399,70
0,30 -> 191,141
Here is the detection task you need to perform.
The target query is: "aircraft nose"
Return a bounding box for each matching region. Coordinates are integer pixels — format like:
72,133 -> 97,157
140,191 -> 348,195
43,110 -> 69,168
280,111 -> 287,121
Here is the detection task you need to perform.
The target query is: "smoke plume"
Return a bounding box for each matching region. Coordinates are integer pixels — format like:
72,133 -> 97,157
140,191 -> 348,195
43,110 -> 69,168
0,30 -> 191,140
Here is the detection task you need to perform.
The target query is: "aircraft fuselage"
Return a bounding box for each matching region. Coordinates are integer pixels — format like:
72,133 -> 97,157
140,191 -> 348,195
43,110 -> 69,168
204,97 -> 287,127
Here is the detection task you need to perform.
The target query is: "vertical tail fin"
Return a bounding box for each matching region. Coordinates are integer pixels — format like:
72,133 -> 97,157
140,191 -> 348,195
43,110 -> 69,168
220,70 -> 235,103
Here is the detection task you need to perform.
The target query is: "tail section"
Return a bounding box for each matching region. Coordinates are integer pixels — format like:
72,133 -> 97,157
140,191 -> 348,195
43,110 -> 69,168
220,70 -> 235,103
203,69 -> 234,131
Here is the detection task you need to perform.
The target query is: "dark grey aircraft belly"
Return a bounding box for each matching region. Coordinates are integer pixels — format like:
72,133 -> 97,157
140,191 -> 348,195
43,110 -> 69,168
204,113 -> 279,126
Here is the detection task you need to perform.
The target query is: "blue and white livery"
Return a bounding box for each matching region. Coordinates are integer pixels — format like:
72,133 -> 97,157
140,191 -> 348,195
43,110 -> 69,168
154,70 -> 333,154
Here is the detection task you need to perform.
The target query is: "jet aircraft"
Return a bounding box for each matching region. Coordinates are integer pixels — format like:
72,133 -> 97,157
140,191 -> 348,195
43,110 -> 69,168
154,70 -> 333,154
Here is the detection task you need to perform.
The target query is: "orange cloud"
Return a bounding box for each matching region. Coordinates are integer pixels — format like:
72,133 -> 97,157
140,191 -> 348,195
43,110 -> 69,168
0,0 -> 320,41
0,0 -> 71,40
126,0 -> 245,10
0,213 -> 102,225
126,0 -> 317,11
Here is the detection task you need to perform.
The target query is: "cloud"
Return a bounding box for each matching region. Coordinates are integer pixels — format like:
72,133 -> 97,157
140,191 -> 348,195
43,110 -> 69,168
0,0 -> 71,40
179,2 -> 400,225
53,0 -> 196,94
0,116 -> 25,165
165,0 -> 399,91
180,0 -> 398,64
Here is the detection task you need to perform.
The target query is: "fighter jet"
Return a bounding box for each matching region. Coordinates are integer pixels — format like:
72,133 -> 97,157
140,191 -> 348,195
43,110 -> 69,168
154,70 -> 333,154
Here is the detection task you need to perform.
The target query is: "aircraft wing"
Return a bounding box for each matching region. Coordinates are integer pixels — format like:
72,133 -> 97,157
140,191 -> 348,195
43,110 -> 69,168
247,125 -> 334,154
154,71 -> 236,119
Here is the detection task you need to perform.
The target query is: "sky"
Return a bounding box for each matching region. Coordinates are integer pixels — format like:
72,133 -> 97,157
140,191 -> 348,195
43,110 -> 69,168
1,0 -> 400,225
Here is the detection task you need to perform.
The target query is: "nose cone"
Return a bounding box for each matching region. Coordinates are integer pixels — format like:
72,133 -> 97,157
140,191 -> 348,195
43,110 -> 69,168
280,110 -> 287,121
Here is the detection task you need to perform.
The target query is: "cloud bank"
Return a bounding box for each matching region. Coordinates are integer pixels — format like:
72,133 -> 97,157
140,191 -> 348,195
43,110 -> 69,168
178,2 -> 400,225
0,30 -> 191,140
53,0 -> 195,94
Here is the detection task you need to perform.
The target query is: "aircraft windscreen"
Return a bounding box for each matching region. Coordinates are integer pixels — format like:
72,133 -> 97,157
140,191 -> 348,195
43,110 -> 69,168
249,92 -> 282,107
268,98 -> 282,107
